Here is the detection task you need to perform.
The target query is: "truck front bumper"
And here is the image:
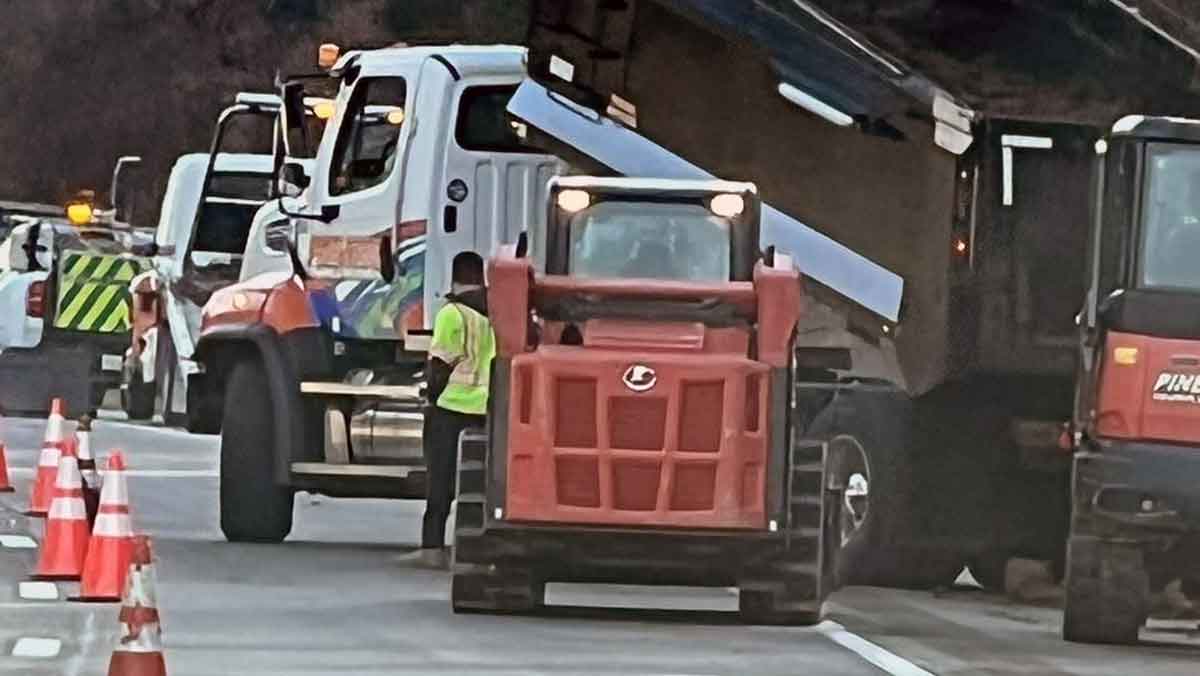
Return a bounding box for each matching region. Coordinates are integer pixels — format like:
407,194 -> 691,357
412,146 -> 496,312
0,333 -> 128,416
1075,438 -> 1200,536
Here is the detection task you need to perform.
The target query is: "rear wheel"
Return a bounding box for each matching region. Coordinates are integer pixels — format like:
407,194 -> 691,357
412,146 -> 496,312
1063,536 -> 1147,644
219,359 -> 293,543
808,391 -> 964,589
122,362 -> 154,420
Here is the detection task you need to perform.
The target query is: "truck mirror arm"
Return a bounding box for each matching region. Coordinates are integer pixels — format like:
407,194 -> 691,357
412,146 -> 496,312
379,234 -> 396,283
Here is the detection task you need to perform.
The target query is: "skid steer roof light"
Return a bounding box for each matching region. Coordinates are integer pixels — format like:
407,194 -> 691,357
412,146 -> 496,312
710,193 -> 745,218
557,189 -> 591,213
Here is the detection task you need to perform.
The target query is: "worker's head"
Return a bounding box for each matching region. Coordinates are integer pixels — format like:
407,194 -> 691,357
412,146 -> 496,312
451,251 -> 485,291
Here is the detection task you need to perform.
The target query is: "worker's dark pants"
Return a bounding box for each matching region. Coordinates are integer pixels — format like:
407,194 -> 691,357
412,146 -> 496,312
421,406 -> 485,549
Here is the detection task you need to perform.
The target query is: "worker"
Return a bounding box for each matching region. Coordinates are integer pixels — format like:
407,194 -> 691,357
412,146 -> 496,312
397,251 -> 495,569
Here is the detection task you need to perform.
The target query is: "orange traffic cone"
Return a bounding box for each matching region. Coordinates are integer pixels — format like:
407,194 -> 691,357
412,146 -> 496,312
78,452 -> 135,602
31,448 -> 90,580
77,415 -> 101,526
0,443 -> 13,493
107,536 -> 167,676
28,398 -> 69,516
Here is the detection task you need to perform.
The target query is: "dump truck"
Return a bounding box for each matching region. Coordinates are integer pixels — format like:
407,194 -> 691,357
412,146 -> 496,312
516,0 -> 1105,588
194,44 -> 562,541
0,160 -> 152,417
122,92 -> 323,432
452,175 -> 840,624
1063,115 -> 1200,644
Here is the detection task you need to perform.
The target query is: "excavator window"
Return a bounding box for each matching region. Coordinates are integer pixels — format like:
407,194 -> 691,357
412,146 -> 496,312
1139,143 -> 1200,291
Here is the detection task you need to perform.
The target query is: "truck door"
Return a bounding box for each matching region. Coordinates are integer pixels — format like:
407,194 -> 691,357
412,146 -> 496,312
305,69 -> 415,282
432,81 -> 562,302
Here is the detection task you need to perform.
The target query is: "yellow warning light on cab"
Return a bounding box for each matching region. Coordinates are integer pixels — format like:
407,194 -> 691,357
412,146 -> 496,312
1113,347 -> 1139,366
557,189 -> 591,213
318,43 -> 340,69
386,109 -> 406,126
710,193 -> 745,218
66,202 -> 93,226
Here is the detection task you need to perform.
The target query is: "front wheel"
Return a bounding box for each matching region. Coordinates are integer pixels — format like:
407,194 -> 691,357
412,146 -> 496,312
220,359 -> 293,543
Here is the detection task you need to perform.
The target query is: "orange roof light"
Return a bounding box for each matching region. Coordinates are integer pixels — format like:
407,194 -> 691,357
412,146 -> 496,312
318,43 -> 340,69
312,100 -> 336,120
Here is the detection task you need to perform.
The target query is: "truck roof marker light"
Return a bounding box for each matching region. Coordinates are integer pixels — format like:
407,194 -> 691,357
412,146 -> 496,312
1095,139 -> 1109,155
66,202 -> 93,226
318,43 -> 340,69
1113,347 -> 1139,365
777,82 -> 853,128
557,189 -> 590,214
710,193 -> 745,218
312,101 -> 336,120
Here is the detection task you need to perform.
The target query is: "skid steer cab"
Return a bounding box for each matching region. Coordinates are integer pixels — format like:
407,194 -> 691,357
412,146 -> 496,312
451,177 -> 842,624
1064,116 -> 1200,644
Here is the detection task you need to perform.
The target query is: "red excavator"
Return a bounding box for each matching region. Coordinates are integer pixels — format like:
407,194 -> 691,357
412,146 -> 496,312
450,176 -> 842,624
1065,115 -> 1200,643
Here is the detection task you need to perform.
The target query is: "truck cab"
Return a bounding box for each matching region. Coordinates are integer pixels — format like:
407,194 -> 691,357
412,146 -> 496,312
1065,115 -> 1200,644
123,92 -> 312,431
0,158 -> 154,418
195,45 -> 562,543
454,176 -> 839,623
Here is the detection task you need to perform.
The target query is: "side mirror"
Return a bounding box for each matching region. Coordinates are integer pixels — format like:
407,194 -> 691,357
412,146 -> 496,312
764,245 -> 777,267
265,220 -> 293,254
278,161 -> 310,199
379,233 -> 396,282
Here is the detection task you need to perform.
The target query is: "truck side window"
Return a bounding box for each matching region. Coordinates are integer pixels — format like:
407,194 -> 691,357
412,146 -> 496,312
329,77 -> 408,196
454,85 -> 526,153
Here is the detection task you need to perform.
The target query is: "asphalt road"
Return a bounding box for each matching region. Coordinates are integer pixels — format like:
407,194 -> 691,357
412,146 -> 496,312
1,415 -> 1198,675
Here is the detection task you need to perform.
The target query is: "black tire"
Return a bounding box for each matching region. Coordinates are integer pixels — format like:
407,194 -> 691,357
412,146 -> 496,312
219,359 -> 293,543
122,365 -> 155,420
807,388 -> 964,589
186,376 -> 222,435
1063,536 -> 1148,645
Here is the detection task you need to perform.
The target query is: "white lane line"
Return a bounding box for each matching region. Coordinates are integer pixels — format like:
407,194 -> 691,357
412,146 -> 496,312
0,535 -> 38,549
818,621 -> 936,676
10,467 -> 217,478
18,582 -> 58,601
65,613 -> 96,676
12,637 -> 62,658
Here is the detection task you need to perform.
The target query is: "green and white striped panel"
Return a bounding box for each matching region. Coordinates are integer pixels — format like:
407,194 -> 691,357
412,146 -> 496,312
53,251 -> 147,333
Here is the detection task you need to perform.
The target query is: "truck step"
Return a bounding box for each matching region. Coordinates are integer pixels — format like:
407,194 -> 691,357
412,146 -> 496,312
456,492 -> 486,504
791,462 -> 824,473
300,382 -> 422,401
290,462 -> 421,479
458,460 -> 485,472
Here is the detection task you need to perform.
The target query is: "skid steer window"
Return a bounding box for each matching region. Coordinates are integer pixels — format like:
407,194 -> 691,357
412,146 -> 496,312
567,201 -> 731,282
1139,143 -> 1200,291
329,77 -> 408,196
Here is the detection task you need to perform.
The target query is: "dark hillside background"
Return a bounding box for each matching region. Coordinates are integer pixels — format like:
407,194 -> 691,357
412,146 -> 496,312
0,0 -> 528,219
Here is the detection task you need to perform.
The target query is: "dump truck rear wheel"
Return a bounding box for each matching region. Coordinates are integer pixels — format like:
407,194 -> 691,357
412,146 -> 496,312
122,366 -> 154,420
219,359 -> 293,543
1062,536 -> 1147,645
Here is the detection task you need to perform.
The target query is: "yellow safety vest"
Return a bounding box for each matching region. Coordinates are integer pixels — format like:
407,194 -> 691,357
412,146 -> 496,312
429,301 -> 495,415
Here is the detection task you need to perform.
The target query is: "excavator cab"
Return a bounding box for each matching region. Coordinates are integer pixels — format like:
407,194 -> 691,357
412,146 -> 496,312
451,177 -> 840,624
1065,116 -> 1200,644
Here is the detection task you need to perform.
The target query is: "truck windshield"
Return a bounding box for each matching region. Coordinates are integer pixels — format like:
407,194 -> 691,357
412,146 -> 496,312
567,200 -> 731,282
1140,142 -> 1200,290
